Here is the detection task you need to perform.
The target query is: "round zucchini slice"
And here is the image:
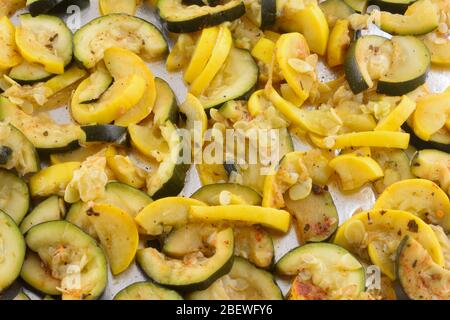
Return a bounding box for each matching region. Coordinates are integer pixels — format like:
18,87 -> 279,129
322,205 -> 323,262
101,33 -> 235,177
20,196 -> 65,234
0,169 -> 30,224
397,236 -> 450,300
276,243 -> 365,300
188,257 -> 282,300
114,281 -> 183,300
198,48 -> 258,109
15,14 -> 72,75
9,61 -> 54,85
27,0 -> 89,16
284,185 -> 339,243
157,0 -> 246,33
0,209 -> 26,292
73,14 -> 167,69
191,183 -> 262,206
24,220 -> 108,300
137,228 -> 234,291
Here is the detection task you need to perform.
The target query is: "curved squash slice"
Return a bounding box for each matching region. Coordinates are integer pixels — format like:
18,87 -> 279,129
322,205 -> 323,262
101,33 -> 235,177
329,154 -> 384,191
180,93 -> 208,138
71,74 -> 146,124
334,209 -> 443,280
99,0 -> 137,15
327,19 -> 351,68
332,131 -> 410,149
189,205 -> 291,233
29,162 -> 81,197
412,91 -> 450,141
397,236 -> 450,300
135,197 -> 207,236
374,179 -> 450,231
88,204 -> 139,275
375,95 -> 416,131
0,16 -> 22,69
128,124 -> 169,162
104,47 -> 156,126
15,14 -> 72,74
189,25 -> 232,96
184,26 -> 219,84
423,36 -> 450,66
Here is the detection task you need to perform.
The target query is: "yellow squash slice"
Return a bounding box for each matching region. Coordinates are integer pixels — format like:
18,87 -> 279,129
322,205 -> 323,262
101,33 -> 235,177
88,204 -> 139,275
329,154 -> 384,191
29,162 -> 81,197
332,131 -> 410,149
327,19 -> 351,68
99,0 -> 138,15
0,16 -> 22,69
375,95 -> 416,131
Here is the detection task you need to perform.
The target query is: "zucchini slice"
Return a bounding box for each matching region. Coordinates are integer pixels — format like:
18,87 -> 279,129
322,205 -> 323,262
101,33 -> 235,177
137,228 -> 235,291
245,0 -> 276,29
157,0 -> 246,33
0,169 -> 29,225
276,243 -> 365,300
81,125 -> 128,144
50,143 -> 107,165
9,61 -> 54,85
397,236 -> 450,300
371,148 -> 414,194
20,196 -> 65,234
411,149 -> 450,195
66,182 -> 152,238
15,14 -> 73,75
162,224 -> 274,268
343,0 -> 368,12
0,209 -> 26,292
73,14 -> 167,69
377,36 -> 430,96
0,100 -> 84,153
377,0 -> 439,35
370,0 -> 416,14
188,257 -> 282,300
23,221 -> 108,300
374,179 -> 450,232
319,0 -> 355,27
20,251 -> 61,295
77,64 -> 113,104
191,183 -> 262,206
27,0 -> 89,16
153,78 -> 179,126
404,123 -> 450,153
114,282 -> 183,300
0,121 -> 40,176
199,48 -> 258,109
284,185 -> 339,243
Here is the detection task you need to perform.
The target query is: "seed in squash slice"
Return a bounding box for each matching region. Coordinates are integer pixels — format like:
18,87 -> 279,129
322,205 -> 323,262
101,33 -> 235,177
0,16 -> 22,69
88,204 -> 139,275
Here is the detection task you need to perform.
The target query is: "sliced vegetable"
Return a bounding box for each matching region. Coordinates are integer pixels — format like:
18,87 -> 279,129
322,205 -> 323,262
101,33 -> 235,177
423,36 -> 450,66
0,16 -> 22,69
276,243 -> 365,300
128,124 -> 168,161
137,228 -> 234,291
403,122 -> 450,153
74,14 -> 167,69
114,282 -> 183,300
329,154 -> 384,191
343,0 -> 368,12
397,236 -> 450,300
0,0 -> 26,17
20,196 -> 65,234
0,169 -> 30,225
104,47 -> 156,126
105,146 -> 146,189
81,125 -> 127,145
9,61 -> 53,85
370,0 -> 416,14
153,78 -> 179,126
29,162 -> 81,198
251,37 -> 275,65
189,205 -> 291,232
135,197 -> 206,236
0,147 -> 12,165
0,209 -> 26,292
374,95 -> 416,131
319,0 -> 355,27
327,19 -> 351,68
188,257 -> 282,300
191,183 -> 262,206
15,14 -> 72,74
157,0 -> 245,33
77,64 -> 113,104
411,149 -> 450,195
27,0 -> 89,16
331,131 -> 410,149
285,185 -> 339,243
377,0 -> 439,35
99,0 -> 137,15
24,221 -> 107,299
43,65 -> 87,97
333,209 -> 443,280
374,179 -> 450,231
88,204 -> 139,275
20,251 -> 60,295
199,48 -> 258,109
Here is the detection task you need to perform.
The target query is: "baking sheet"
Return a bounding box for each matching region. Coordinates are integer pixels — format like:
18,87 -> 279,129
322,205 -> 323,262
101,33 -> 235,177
2,0 -> 450,300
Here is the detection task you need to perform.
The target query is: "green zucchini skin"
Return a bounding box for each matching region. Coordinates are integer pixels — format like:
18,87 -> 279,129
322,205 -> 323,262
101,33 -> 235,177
81,125 -> 128,145
0,146 -> 12,165
344,41 -> 369,94
38,140 -> 80,155
377,73 -> 427,96
27,0 -> 90,16
158,0 -> 246,33
261,0 -> 276,29
369,0 -> 416,14
402,123 -> 450,153
153,78 -> 179,126
113,281 -> 183,300
9,62 -> 54,85
191,183 -> 262,205
151,161 -> 190,200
